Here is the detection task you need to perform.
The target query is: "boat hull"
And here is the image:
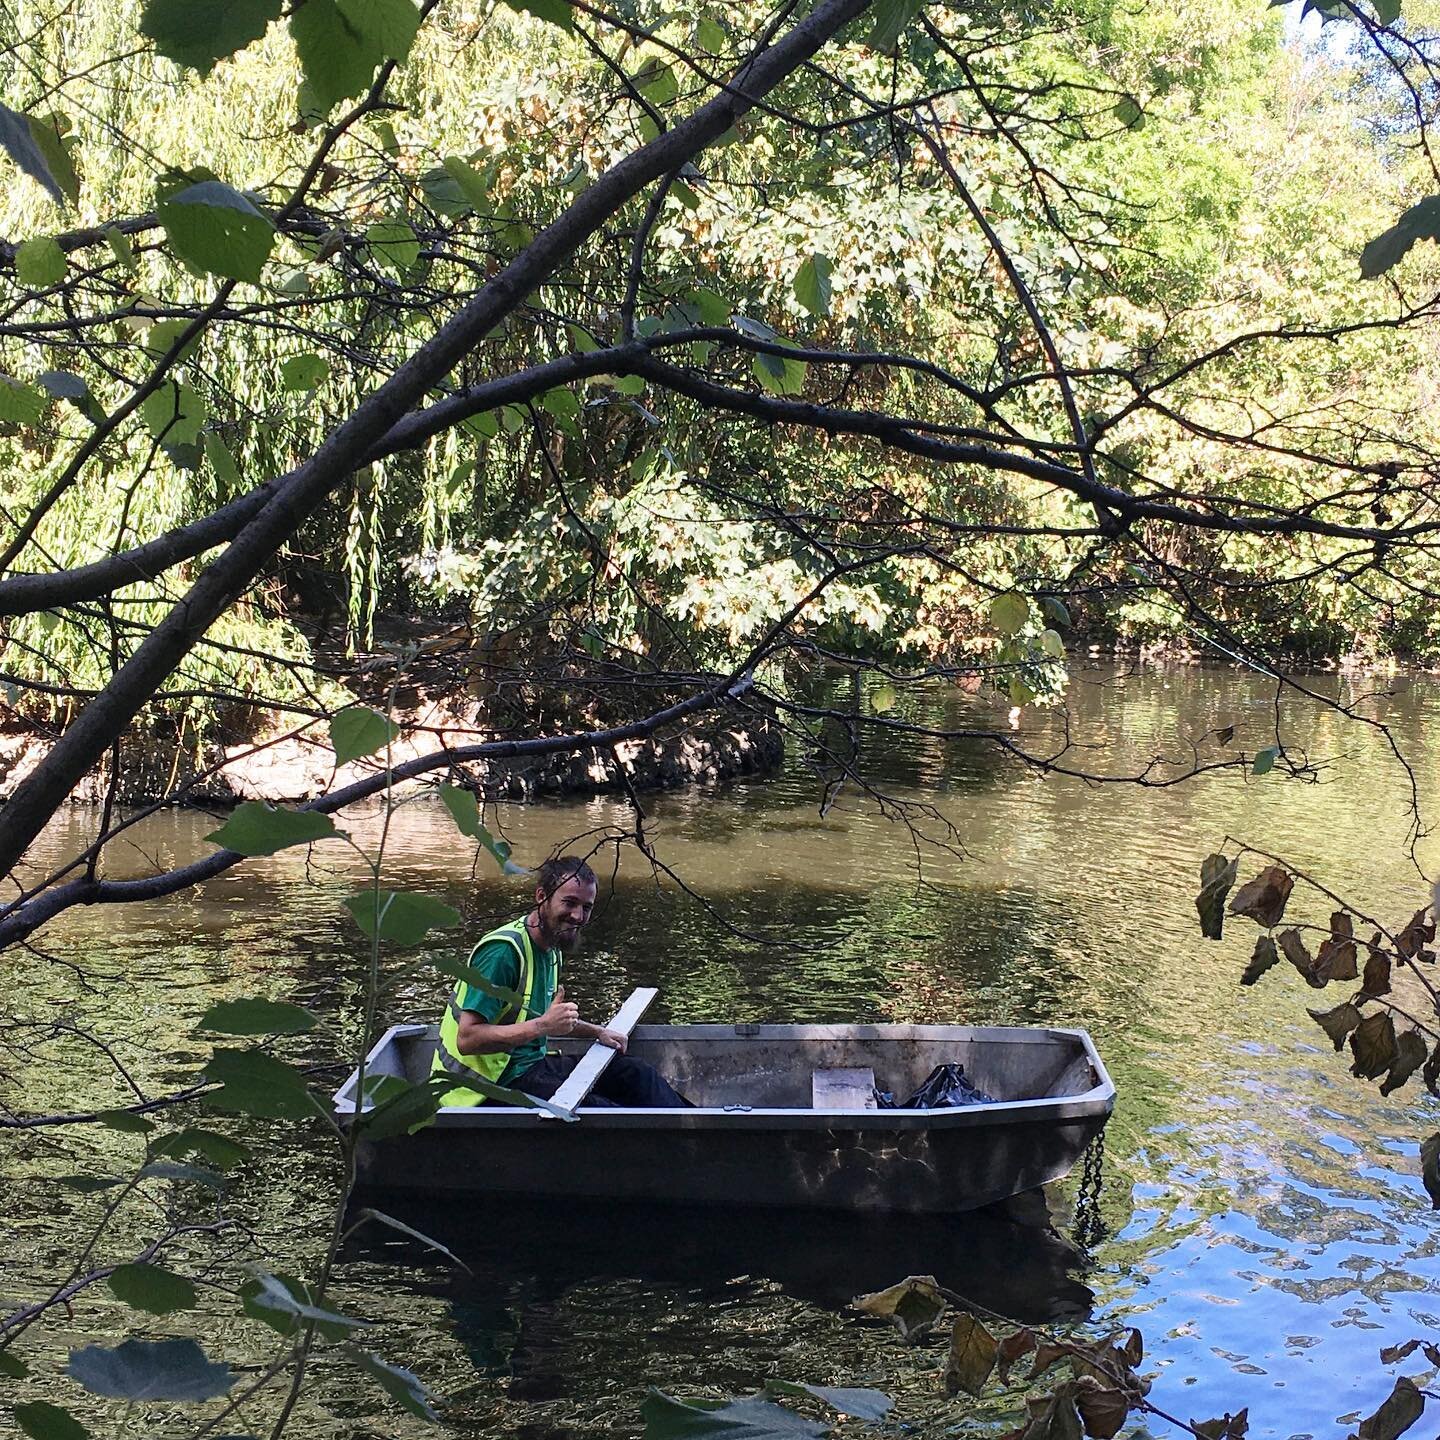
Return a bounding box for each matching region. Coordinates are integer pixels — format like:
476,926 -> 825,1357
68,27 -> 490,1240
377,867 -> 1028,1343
335,1023 -> 1114,1214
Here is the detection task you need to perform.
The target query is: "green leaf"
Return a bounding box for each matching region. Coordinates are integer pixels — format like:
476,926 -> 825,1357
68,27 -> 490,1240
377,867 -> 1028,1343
357,1075 -> 439,1139
0,375 -> 48,426
105,227 -> 136,271
198,997 -> 318,1035
642,1391 -> 827,1440
438,782 -> 481,836
150,1127 -> 250,1170
280,353 -> 330,390
871,684 -> 897,714
243,1271 -> 368,1334
39,370 -> 102,423
204,432 -> 242,489
0,1350 -> 29,1379
107,1264 -> 197,1315
442,154 -> 492,207
793,254 -> 833,318
140,382 -> 206,446
137,1160 -> 227,1190
14,1401 -> 88,1440
430,953 -> 524,1010
366,219 -> 419,275
57,1175 -> 125,1193
240,1272 -> 363,1340
1041,595 -> 1071,627
0,102 -> 66,204
1251,745 -> 1279,776
348,1347 -> 439,1421
499,0 -> 575,31
568,323 -> 601,353
330,705 -> 397,764
1039,628 -> 1066,659
1114,95 -> 1146,130
337,0 -> 420,60
989,592 -> 1029,637
867,0 -> 924,52
696,16 -> 725,51
762,1381 -> 891,1421
67,1338 -> 232,1402
351,1207 -> 472,1272
140,0 -> 283,72
201,1048 -> 315,1120
158,180 -> 275,284
15,237 -> 66,287
344,889 -> 461,945
1195,852 -> 1239,941
462,410 -> 499,439
1373,0 -> 1402,19
96,1109 -> 154,1134
290,0 -> 384,111
204,801 -> 338,856
419,165 -> 471,217
752,344 -> 807,396
143,318 -> 201,361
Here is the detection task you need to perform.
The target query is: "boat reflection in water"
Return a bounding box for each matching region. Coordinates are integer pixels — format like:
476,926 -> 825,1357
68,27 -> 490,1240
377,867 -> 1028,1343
344,1187 -> 1094,1390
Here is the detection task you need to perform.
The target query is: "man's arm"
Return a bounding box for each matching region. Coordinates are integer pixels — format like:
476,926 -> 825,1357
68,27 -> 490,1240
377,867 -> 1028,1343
572,1018 -> 628,1054
455,986 -> 579,1055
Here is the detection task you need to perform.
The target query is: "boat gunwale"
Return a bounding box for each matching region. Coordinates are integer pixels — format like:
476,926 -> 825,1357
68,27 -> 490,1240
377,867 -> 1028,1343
333,1022 -> 1116,1131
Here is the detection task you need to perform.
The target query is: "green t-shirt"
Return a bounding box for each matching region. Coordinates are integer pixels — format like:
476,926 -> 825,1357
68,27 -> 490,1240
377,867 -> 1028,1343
455,924 -> 561,1084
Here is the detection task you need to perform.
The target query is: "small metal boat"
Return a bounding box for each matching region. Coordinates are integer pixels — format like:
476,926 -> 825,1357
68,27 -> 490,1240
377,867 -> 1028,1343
334,1020 -> 1114,1214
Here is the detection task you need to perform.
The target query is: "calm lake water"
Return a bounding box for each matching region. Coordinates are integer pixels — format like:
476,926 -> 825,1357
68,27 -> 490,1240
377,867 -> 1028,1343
4,661 -> 1440,1439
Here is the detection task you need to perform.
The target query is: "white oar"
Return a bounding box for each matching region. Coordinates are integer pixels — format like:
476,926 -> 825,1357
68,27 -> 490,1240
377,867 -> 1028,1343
538,986 -> 657,1118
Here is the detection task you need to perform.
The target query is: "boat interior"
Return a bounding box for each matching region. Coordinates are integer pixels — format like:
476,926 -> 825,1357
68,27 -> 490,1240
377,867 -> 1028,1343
369,1023 -> 1103,1111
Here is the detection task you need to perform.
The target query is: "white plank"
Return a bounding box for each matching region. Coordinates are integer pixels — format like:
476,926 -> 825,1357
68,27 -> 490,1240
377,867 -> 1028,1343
811,1067 -> 877,1110
538,986 -> 658,1117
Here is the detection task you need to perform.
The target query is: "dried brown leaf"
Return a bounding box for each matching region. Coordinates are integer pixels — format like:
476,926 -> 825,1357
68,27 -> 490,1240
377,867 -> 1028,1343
1314,912 -> 1358,983
1380,1029 -> 1429,1096
1241,935 -> 1279,987
1394,908 -> 1434,960
1074,1385 -> 1131,1440
1307,1002 -> 1363,1052
1118,1327 -> 1143,1368
1423,1042 -> 1440,1099
1379,1339 -> 1420,1364
945,1313 -> 998,1398
1422,1132 -> 1440,1210
1356,1375 -> 1424,1440
1228,867 -> 1294,928
1022,1388 -> 1085,1440
1196,854 -> 1239,941
1031,1341 -> 1070,1380
1191,1411 -> 1249,1440
1215,724 -> 1235,745
1350,1011 -> 1398,1080
997,1327 -> 1038,1383
1362,948 -> 1392,997
851,1275 -> 944,1341
1278,928 -> 1315,984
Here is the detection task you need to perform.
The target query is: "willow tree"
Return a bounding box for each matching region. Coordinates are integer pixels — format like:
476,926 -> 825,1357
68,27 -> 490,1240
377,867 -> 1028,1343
4,0 -> 1440,1431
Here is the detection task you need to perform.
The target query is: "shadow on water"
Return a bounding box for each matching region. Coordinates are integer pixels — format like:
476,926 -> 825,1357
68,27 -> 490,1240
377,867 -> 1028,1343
342,1188 -> 1094,1345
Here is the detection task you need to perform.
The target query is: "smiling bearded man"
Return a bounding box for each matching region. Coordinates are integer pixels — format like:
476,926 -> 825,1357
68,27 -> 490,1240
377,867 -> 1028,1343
431,855 -> 690,1108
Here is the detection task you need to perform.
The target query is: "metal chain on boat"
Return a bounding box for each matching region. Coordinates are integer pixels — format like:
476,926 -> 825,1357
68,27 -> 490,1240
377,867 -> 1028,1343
1071,1126 -> 1108,1252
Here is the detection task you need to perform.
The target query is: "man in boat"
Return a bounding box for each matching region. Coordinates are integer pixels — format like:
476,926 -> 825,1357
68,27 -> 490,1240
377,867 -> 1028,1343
432,855 -> 690,1108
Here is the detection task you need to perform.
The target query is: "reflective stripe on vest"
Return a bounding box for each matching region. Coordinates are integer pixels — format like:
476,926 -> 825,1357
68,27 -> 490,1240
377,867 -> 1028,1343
431,921 -> 545,1106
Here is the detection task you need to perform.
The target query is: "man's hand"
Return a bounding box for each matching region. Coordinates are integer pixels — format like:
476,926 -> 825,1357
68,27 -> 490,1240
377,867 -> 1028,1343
535,985 -> 580,1037
596,1028 -> 627,1054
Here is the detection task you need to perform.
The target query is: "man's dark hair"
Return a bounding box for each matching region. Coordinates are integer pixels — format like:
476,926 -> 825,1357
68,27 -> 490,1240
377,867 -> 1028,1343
535,855 -> 597,898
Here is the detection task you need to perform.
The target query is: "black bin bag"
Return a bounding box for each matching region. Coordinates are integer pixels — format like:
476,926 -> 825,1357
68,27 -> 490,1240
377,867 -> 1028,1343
874,1063 -> 996,1109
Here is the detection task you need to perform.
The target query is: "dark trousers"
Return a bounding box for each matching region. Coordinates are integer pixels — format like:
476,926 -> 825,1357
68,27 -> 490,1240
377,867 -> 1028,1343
512,1053 -> 691,1108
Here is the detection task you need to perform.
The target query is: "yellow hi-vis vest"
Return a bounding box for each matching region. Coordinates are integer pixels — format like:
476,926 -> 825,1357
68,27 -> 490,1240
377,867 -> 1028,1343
431,920 -> 548,1106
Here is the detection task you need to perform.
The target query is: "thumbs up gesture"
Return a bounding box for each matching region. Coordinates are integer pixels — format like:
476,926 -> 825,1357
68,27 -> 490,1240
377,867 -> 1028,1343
536,984 -> 580,1036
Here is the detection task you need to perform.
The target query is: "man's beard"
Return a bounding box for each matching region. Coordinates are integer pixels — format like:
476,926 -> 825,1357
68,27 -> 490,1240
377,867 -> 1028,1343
539,915 -> 585,953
